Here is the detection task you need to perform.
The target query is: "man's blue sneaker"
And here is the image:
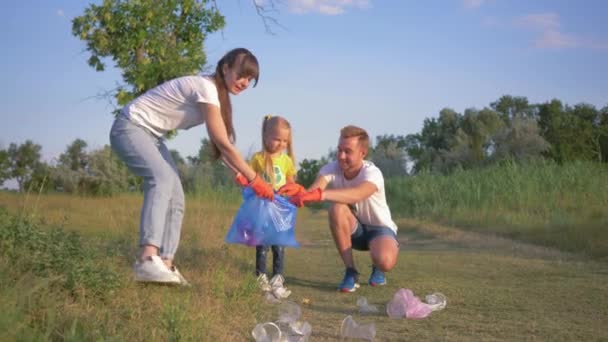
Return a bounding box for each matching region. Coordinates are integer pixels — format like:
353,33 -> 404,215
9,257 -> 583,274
338,267 -> 360,292
368,266 -> 386,286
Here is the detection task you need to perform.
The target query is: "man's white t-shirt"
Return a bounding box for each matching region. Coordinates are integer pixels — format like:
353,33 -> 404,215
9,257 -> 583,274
122,75 -> 220,137
319,160 -> 398,234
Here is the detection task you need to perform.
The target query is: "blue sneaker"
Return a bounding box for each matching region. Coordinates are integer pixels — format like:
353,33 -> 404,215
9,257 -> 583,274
368,266 -> 386,286
338,268 -> 360,293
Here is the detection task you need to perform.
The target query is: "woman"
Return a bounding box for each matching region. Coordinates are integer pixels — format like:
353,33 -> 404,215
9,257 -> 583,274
110,48 -> 274,285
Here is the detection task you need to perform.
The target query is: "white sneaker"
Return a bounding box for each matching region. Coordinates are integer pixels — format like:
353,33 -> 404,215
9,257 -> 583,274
133,256 -> 180,284
257,274 -> 271,292
269,274 -> 291,299
171,266 -> 191,287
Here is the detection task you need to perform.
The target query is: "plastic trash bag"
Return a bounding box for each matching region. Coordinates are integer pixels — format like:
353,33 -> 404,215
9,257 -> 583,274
225,187 -> 299,247
386,288 -> 447,319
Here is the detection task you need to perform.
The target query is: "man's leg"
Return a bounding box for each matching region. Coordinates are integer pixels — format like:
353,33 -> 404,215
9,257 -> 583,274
328,203 -> 358,268
369,235 -> 399,272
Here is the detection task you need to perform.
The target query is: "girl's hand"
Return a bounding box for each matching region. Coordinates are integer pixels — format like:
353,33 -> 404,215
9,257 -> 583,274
277,183 -> 306,197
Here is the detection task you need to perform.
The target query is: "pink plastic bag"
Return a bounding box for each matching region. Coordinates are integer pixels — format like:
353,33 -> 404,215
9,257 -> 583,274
386,288 -> 435,319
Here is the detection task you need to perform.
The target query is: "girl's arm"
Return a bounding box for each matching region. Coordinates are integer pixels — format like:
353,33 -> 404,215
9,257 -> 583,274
201,103 -> 257,181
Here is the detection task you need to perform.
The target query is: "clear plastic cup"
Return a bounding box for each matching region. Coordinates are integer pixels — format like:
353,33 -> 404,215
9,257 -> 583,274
357,297 -> 379,314
252,322 -> 282,342
340,315 -> 376,341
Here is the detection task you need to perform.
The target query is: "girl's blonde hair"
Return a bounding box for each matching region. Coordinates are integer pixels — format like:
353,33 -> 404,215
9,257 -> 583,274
261,115 -> 295,187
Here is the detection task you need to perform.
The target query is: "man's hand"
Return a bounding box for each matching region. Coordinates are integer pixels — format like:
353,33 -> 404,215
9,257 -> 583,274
250,175 -> 274,200
290,188 -> 323,207
235,173 -> 248,187
277,182 -> 306,197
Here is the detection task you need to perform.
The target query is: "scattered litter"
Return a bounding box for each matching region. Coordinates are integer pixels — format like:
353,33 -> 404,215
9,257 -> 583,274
301,298 -> 311,305
386,288 -> 447,319
356,297 -> 379,314
340,315 -> 376,341
252,301 -> 312,342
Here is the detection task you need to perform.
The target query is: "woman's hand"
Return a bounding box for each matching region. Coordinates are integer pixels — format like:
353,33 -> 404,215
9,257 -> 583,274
250,175 -> 274,200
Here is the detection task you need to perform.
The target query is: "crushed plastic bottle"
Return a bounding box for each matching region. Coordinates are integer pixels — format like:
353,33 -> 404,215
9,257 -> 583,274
356,297 -> 379,314
277,301 -> 302,324
425,292 -> 447,312
340,315 -> 376,341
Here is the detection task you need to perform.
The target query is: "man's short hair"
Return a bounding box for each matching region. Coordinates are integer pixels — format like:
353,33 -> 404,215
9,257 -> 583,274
340,125 -> 369,150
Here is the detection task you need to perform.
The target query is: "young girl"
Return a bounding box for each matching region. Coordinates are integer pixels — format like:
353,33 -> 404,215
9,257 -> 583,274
249,115 -> 299,297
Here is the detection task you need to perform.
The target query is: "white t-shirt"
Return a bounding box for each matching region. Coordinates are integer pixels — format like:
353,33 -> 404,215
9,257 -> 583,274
122,75 -> 220,137
319,160 -> 398,233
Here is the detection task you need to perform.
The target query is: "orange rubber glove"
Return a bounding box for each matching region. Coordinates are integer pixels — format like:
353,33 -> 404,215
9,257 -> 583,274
277,182 -> 306,197
235,173 -> 248,187
250,175 -> 274,200
290,188 -> 323,207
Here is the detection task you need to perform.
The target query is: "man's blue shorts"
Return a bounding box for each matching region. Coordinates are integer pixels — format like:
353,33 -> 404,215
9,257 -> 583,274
350,222 -> 398,251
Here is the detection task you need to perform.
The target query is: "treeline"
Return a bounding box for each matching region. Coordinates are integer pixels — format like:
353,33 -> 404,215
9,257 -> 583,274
1,95 -> 607,195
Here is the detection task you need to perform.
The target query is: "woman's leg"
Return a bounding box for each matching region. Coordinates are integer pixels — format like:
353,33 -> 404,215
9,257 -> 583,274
157,142 -> 185,265
110,117 -> 178,260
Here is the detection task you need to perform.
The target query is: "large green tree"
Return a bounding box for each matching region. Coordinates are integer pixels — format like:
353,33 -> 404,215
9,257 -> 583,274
0,149 -> 10,186
72,0 -> 225,108
7,141 -> 43,192
59,139 -> 89,171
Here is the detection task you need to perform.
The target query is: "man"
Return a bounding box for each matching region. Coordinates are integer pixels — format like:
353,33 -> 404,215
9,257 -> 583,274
289,125 -> 399,292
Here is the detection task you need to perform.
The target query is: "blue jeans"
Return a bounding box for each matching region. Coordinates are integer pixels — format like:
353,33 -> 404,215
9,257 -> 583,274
110,116 -> 185,259
256,245 -> 285,277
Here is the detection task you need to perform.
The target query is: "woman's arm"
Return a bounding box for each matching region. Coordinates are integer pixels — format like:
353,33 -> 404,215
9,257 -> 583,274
201,103 -> 257,181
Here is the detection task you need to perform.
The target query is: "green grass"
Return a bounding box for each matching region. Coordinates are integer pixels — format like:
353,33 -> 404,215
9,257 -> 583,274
386,160 -> 608,258
0,175 -> 607,340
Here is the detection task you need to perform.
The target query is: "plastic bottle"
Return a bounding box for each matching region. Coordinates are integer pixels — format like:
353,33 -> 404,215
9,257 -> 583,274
340,315 -> 376,341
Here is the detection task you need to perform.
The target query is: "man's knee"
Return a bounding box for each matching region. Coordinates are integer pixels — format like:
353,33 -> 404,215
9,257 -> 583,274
328,203 -> 356,229
370,238 -> 399,271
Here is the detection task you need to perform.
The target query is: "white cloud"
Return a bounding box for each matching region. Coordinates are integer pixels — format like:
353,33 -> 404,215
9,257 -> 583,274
287,0 -> 371,15
515,12 -> 606,50
56,9 -> 65,17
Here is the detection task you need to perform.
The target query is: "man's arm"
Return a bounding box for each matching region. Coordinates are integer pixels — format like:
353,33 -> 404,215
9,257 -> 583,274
308,176 -> 377,204
323,181 -> 377,204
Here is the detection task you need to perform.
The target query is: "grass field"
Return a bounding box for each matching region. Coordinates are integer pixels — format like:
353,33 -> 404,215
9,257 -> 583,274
1,191 -> 606,341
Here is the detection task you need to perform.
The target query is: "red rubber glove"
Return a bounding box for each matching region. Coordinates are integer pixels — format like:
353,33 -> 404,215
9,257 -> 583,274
277,182 -> 306,197
290,188 -> 323,207
235,173 -> 248,187
250,175 -> 274,200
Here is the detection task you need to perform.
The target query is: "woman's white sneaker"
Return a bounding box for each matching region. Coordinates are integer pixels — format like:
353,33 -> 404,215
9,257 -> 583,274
133,256 -> 180,284
171,266 -> 191,287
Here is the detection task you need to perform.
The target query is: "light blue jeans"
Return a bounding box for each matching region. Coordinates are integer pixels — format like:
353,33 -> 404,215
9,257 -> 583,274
110,115 -> 185,259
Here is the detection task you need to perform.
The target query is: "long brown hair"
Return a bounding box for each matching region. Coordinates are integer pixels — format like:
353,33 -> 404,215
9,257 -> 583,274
262,115 -> 294,188
211,48 -> 260,159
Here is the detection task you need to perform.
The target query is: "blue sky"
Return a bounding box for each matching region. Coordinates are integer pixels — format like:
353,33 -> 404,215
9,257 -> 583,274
1,0 -> 607,167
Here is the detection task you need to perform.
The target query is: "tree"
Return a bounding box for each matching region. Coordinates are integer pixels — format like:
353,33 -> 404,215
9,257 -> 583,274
491,117 -> 550,162
0,149 -> 10,186
369,135 -> 408,177
72,0 -> 225,109
59,138 -> 89,171
297,158 -> 326,188
491,95 -> 536,122
7,141 -> 43,192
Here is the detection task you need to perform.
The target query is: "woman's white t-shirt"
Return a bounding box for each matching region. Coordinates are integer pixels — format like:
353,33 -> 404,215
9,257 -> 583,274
122,75 -> 220,137
319,160 -> 398,233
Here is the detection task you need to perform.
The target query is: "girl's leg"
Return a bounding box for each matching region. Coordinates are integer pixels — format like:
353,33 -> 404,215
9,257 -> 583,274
256,246 -> 269,276
271,245 -> 285,277
110,117 -> 177,260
